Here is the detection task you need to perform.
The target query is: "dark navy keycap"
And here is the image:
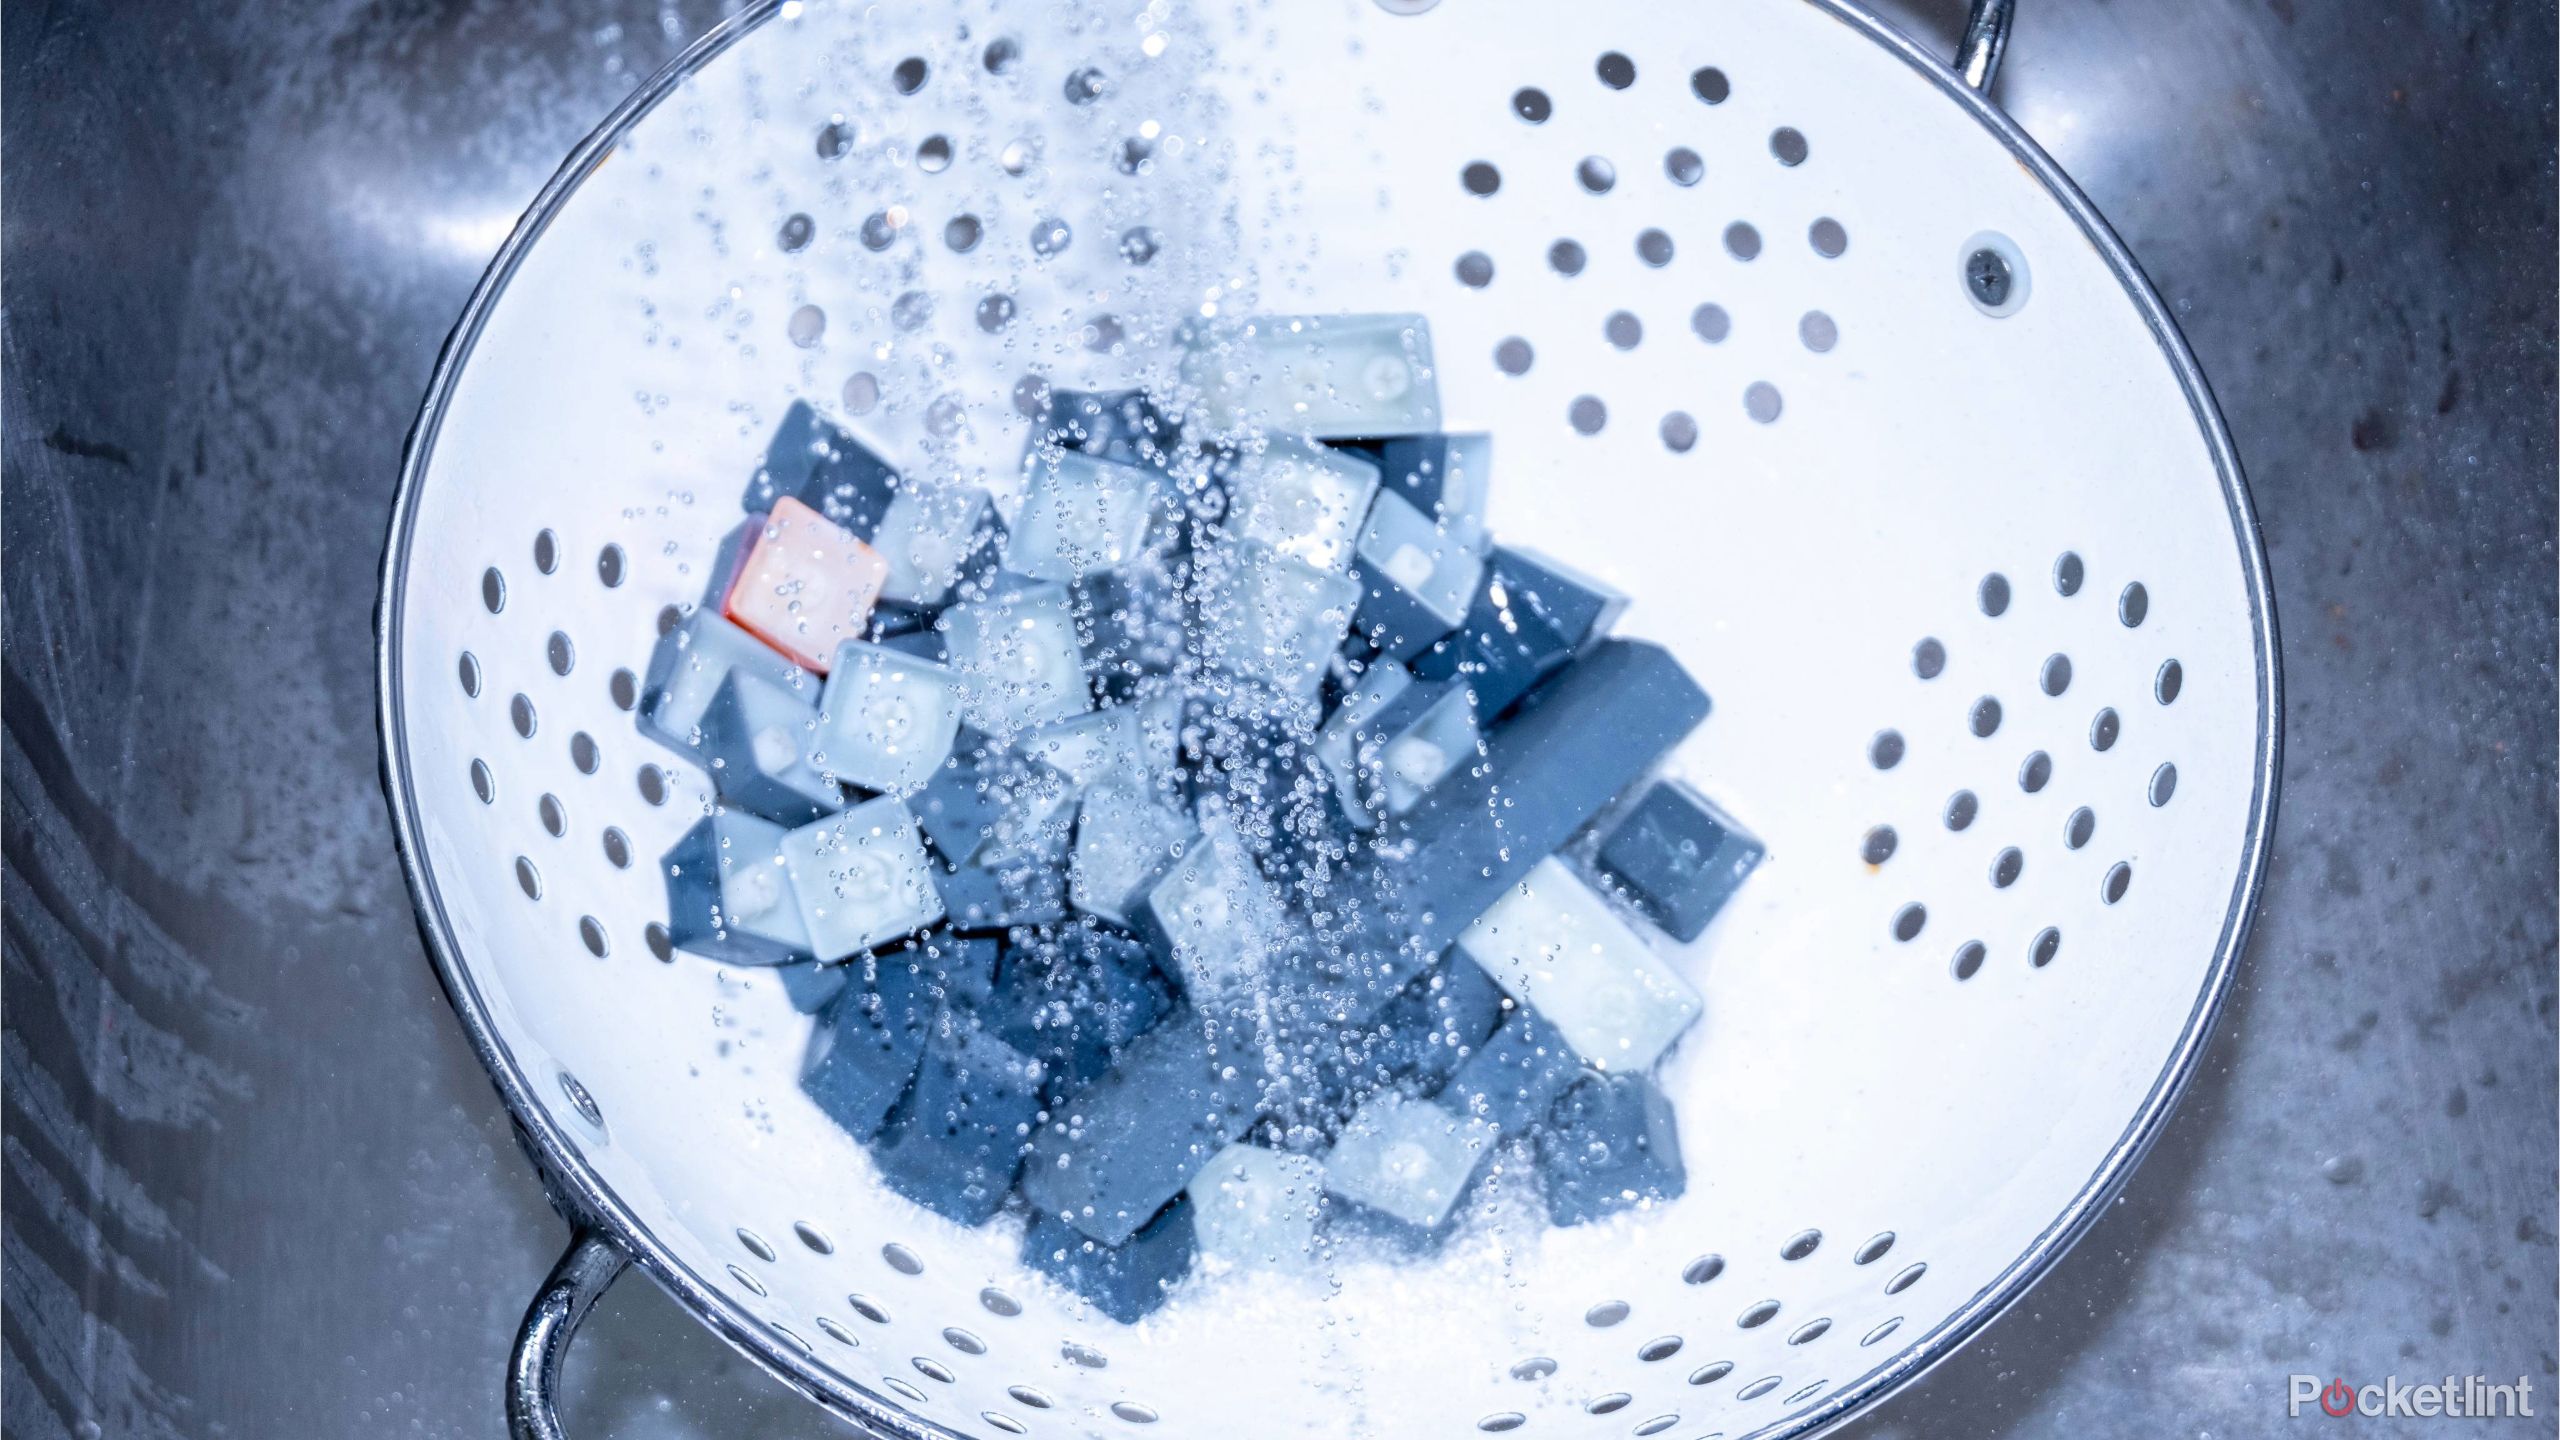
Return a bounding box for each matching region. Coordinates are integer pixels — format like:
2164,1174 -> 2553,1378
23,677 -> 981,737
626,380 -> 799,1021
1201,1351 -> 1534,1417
1537,1070 -> 1686,1225
745,400 -> 902,538
695,671 -> 840,825
661,807 -> 812,965
1438,1008 -> 1584,1136
980,923 -> 1171,1094
798,961 -> 940,1139
1594,781 -> 1765,942
1020,1005 -> 1265,1244
1022,1195 -> 1197,1323
870,1012 -> 1047,1224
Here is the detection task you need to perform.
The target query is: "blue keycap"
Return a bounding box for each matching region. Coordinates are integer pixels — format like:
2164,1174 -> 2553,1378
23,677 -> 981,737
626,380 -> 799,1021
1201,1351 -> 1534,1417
661,807 -> 811,965
1594,781 -> 1766,942
1459,856 -> 1701,1072
1537,1071 -> 1686,1225
695,670 -> 840,824
877,932 -> 1000,1011
1331,640 -> 1711,1016
799,959 -> 939,1138
745,400 -> 901,539
1070,782 -> 1192,926
870,1012 -> 1047,1225
1289,956 -> 1504,1129
912,751 -> 1075,867
1371,433 -> 1491,539
1220,435 -> 1381,572
1319,672 -> 1477,824
1020,1005 -> 1265,1244
1198,541 -> 1362,702
1414,547 -> 1630,718
1022,1196 -> 1197,1323
1071,570 -> 1187,697
1437,1008 -> 1584,1136
980,922 -> 1171,1093
935,857 -> 1071,933
1041,388 -> 1176,469
775,961 -> 849,1014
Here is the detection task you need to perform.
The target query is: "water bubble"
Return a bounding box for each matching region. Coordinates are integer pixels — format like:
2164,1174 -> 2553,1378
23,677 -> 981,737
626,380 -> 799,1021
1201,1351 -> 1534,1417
892,291 -> 934,330
944,214 -> 983,252
977,294 -> 1017,332
860,211 -> 900,251
926,395 -> 969,437
816,120 -> 854,159
1119,226 -> 1161,265
777,213 -> 814,252
1030,218 -> 1073,258
1064,66 -> 1109,104
1116,137 -> 1155,175
999,138 -> 1037,175
915,134 -> 953,173
843,372 -> 880,414
787,305 -> 826,348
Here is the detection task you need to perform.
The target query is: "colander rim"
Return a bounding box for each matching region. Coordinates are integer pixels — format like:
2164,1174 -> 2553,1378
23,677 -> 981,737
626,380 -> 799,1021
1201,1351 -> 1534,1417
372,3 -> 2282,1436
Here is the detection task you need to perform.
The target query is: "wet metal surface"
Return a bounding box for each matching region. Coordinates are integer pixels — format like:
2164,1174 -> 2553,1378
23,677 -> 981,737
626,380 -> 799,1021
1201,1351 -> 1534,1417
5,2 -> 2553,1436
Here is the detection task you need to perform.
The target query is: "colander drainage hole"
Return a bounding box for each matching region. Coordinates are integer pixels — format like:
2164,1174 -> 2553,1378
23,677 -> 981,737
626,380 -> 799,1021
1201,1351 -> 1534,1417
2150,762 -> 2179,806
1638,1335 -> 1683,1362
601,827 -> 632,868
795,1221 -> 834,1254
1978,573 -> 2011,617
1478,1414 -> 1526,1434
1691,66 -> 1730,104
983,1413 -> 1028,1435
1455,251 -> 1494,287
1737,1299 -> 1780,1329
1744,381 -> 1783,424
1510,1356 -> 1558,1381
597,542 -> 625,587
2119,581 -> 2150,627
1661,412 -> 1699,453
1779,1229 -> 1822,1261
1770,127 -> 1809,166
1596,51 -> 1636,89
2054,551 -> 2085,595
538,793 -> 566,837
1969,696 -> 2002,738
459,651 -> 482,697
644,922 -> 672,962
1689,1361 -> 1734,1386
578,916 -> 608,957
1682,1253 -> 1725,1285
1912,638 -> 1946,679
2020,751 -> 2052,793
1585,1299 -> 1630,1327
736,1228 -> 776,1262
1737,1375 -> 1783,1401
2103,861 -> 2133,904
1724,222 -> 1761,261
882,1242 -> 924,1275
1885,1262 -> 1928,1295
1810,217 -> 1849,258
510,694 -> 537,738
1666,146 -> 1703,185
1548,238 -> 1586,276
981,1286 -> 1023,1317
480,566 -> 505,613
533,529 -> 558,574
1860,826 -> 1897,865
1110,1400 -> 1158,1424
470,760 -> 495,805
1512,86 -> 1551,123
2157,658 -> 2184,704
2031,926 -> 2062,967
1853,1232 -> 1896,1265
608,668 -> 638,711
1892,903 -> 1926,942
1787,1318 -> 1831,1345
570,731 -> 600,774
1495,337 -> 1535,375
1007,1384 -> 1053,1408
1461,161 -> 1502,196
1868,730 -> 1904,770
1586,1393 -> 1631,1415
1951,940 -> 1987,981
1945,790 -> 1978,830
2091,708 -> 2121,751
1991,847 -> 2023,888
2040,653 -> 2072,696
514,857 -> 541,900
637,764 -> 668,805
1692,303 -> 1731,343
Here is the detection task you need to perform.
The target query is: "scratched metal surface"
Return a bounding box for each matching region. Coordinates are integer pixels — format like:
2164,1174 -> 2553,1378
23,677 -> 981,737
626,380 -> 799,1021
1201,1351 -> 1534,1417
3,2 -> 2552,1437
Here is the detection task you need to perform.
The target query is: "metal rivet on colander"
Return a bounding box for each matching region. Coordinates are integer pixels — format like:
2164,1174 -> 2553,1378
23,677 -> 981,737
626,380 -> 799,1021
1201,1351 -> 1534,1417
557,1068 -> 603,1128
1962,231 -> 2032,315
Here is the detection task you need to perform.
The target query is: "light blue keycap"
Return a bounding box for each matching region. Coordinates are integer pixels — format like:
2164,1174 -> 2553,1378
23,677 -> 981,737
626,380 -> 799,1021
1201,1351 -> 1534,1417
1201,542 -> 1361,702
640,610 -> 815,753
1007,449 -> 1162,582
1314,662 -> 1414,828
871,484 -> 996,607
1070,782 -> 1193,925
779,797 -> 946,962
1184,313 -> 1443,440
1222,435 -> 1380,572
810,641 -> 964,795
1016,691 -> 1181,788
940,581 -> 1094,734
1323,1091 -> 1493,1231
1457,857 -> 1702,1071
1139,808 -> 1289,1004
1186,1142 -> 1326,1269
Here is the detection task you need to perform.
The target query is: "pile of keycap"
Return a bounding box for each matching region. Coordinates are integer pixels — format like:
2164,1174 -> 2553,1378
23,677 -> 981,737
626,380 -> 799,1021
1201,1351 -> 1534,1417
644,314 -> 1763,1322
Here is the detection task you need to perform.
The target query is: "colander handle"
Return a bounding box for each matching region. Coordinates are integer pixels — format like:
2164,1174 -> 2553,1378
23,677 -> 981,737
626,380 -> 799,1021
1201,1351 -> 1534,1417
1958,0 -> 2015,92
507,1230 -> 631,1440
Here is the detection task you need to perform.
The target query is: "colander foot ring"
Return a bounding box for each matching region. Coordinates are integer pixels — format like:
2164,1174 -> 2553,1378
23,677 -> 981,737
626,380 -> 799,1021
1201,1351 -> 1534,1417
507,1230 -> 630,1440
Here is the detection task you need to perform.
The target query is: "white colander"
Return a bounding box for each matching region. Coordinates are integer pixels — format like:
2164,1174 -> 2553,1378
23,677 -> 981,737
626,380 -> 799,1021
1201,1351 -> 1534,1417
375,2 -> 2281,1437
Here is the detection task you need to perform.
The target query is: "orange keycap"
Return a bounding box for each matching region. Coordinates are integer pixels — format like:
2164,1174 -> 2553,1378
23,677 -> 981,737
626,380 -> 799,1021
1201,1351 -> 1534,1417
720,495 -> 887,674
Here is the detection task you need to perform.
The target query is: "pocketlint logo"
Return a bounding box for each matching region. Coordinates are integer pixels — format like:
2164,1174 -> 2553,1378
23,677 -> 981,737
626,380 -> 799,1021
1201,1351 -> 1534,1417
2288,1373 -> 2537,1420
